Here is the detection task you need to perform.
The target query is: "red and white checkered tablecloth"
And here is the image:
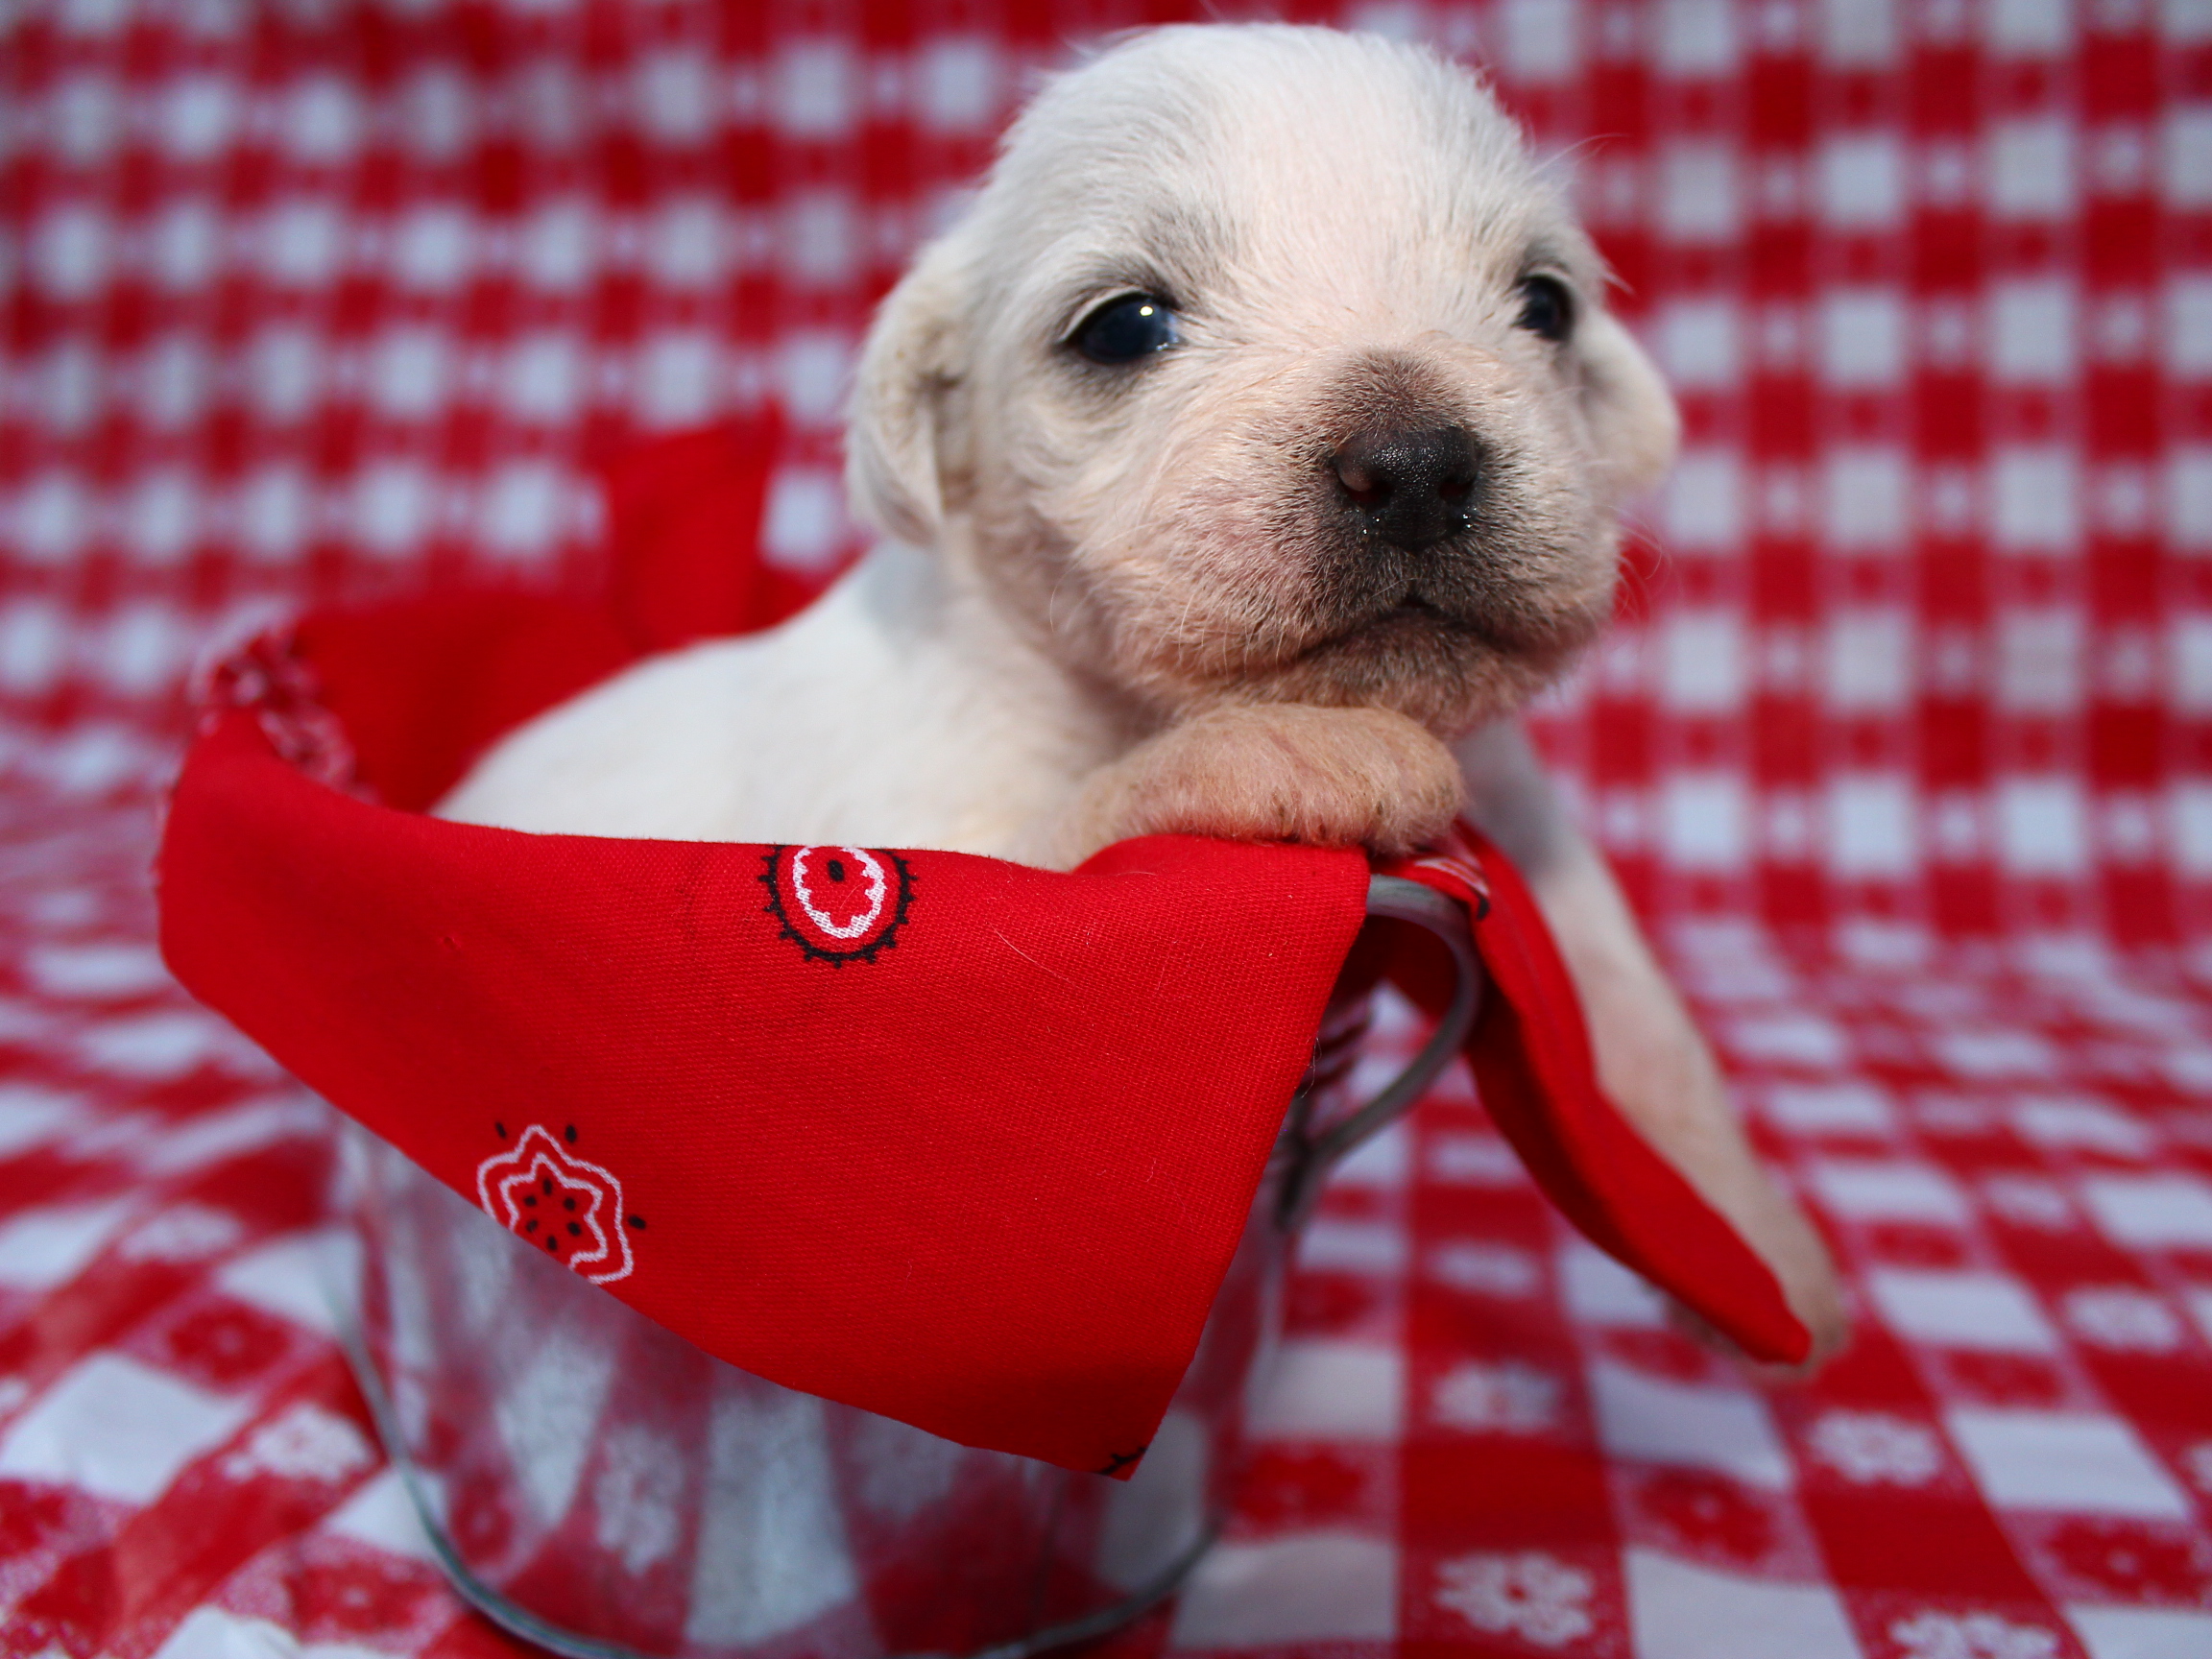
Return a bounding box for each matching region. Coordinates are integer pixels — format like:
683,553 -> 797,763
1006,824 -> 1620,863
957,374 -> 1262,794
6,2 -> 2212,1656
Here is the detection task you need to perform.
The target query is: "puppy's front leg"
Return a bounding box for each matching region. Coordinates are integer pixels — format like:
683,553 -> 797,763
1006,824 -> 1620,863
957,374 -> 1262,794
1458,719 -> 1849,1367
1023,703 -> 1465,870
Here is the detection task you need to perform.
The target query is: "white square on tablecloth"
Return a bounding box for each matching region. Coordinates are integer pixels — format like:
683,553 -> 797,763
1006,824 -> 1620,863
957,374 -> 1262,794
1664,448 -> 1745,549
634,49 -> 721,143
0,1198 -> 134,1292
1722,1011 -> 1850,1069
1866,1267 -> 2057,1352
1655,299 -> 1740,387
1763,1081 -> 1897,1135
1653,0 -> 1740,77
132,1094 -> 328,1178
1825,609 -> 1914,712
1587,1359 -> 1792,1489
684,1388 -> 855,1647
1625,1550 -> 1860,1659
1657,141 -> 1740,242
1816,0 -> 1896,65
761,466 -> 854,573
1992,446 -> 2081,553
1930,1023 -> 2059,1079
149,1607 -> 311,1659
1829,773 -> 1919,876
2079,1173 -> 2212,1248
320,1467 -> 438,1564
1990,117 -> 2076,220
1498,0 -> 1580,81
769,39 -> 855,137
1661,772 -> 1749,869
1659,610 -> 1744,711
212,1227 -> 357,1337
1991,277 -> 2077,382
0,1351 -> 254,1503
2168,448 -> 2212,547
2066,1603 -> 2212,1659
2183,1286 -> 2212,1347
1245,1339 -> 1404,1443
495,1325 -> 616,1529
0,1083 -> 81,1159
1294,1217 -> 1407,1277
914,36 -> 1004,133
1809,1159 -> 1971,1225
2168,276 -> 2212,376
1822,445 -> 1910,548
2013,1097 -> 2153,1160
1946,1408 -> 2192,1519
2164,106 -> 2212,207
1424,1130 -> 1527,1188
1331,1116 -> 1412,1190
1169,1530 -> 1397,1646
1557,1240 -> 1668,1329
1816,132 -> 1904,227
1986,0 -> 2069,57
1997,609 -> 2084,713
1819,287 -> 1906,385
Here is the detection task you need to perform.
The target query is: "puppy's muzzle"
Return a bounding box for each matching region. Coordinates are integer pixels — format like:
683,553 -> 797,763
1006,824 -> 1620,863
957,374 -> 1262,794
1330,425 -> 1479,552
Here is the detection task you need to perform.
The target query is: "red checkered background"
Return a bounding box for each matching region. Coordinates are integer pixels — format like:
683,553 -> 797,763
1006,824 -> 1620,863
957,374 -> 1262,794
7,3 -> 2212,1657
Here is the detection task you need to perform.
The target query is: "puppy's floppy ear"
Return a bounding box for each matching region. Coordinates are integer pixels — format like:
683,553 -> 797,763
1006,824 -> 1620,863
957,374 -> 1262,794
846,240 -> 965,546
1575,309 -> 1679,500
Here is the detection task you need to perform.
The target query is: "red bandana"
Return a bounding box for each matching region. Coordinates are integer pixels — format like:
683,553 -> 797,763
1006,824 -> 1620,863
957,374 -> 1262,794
157,420 -> 1805,1478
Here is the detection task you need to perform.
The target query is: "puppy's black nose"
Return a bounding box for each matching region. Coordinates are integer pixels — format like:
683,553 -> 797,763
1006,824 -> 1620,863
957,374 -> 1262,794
1331,426 -> 1479,551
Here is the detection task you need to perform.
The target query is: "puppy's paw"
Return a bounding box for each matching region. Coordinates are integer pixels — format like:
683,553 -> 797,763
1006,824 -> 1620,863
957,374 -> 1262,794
1030,703 -> 1464,868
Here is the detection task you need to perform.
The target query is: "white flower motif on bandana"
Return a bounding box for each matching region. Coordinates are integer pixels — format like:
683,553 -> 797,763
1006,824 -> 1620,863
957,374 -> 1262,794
1807,1410 -> 1943,1486
1430,1360 -> 1560,1434
1887,1609 -> 2059,1659
476,1122 -> 636,1284
1434,1551 -> 1595,1647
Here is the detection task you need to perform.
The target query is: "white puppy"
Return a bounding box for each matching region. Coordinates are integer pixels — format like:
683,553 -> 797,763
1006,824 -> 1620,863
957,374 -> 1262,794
441,25 -> 1844,1358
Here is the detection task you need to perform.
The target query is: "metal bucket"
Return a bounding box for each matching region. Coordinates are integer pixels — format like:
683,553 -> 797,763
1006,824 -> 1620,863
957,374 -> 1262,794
337,875 -> 1477,1659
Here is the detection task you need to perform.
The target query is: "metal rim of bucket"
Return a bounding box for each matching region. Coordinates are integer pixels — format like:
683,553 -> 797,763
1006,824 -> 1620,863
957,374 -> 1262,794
333,870 -> 1480,1659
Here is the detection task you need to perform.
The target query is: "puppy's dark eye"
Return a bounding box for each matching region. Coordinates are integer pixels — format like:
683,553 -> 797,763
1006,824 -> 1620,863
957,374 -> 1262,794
1071,294 -> 1179,365
1516,275 -> 1575,343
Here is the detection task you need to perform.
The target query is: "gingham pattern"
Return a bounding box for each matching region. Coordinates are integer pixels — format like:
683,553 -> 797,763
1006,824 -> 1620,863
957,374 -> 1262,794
5,2 -> 2212,1656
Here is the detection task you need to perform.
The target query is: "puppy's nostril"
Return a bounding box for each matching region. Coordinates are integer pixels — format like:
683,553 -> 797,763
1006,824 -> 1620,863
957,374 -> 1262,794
1334,458 -> 1389,507
1330,425 -> 1479,551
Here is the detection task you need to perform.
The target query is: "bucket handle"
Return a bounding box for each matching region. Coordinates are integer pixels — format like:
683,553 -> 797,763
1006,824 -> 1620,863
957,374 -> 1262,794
1276,873 -> 1482,1227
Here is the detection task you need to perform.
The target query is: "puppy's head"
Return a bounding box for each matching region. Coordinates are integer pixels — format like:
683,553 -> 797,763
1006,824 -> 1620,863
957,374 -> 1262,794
848,24 -> 1677,735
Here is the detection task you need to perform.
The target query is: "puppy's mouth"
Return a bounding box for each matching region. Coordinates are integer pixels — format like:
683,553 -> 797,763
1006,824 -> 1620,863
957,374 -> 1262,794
1225,569 -> 1575,733
1382,592 -> 1449,622
1268,557 -> 1602,696
1313,580 -> 1503,655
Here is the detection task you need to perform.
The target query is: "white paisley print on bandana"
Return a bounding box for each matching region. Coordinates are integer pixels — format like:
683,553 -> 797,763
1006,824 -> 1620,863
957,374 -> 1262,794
1887,1609 -> 2060,1659
1433,1551 -> 1595,1647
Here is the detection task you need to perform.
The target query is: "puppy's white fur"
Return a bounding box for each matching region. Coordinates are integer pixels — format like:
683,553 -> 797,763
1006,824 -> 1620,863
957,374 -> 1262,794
443,25 -> 1671,860
441,25 -> 1845,1359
